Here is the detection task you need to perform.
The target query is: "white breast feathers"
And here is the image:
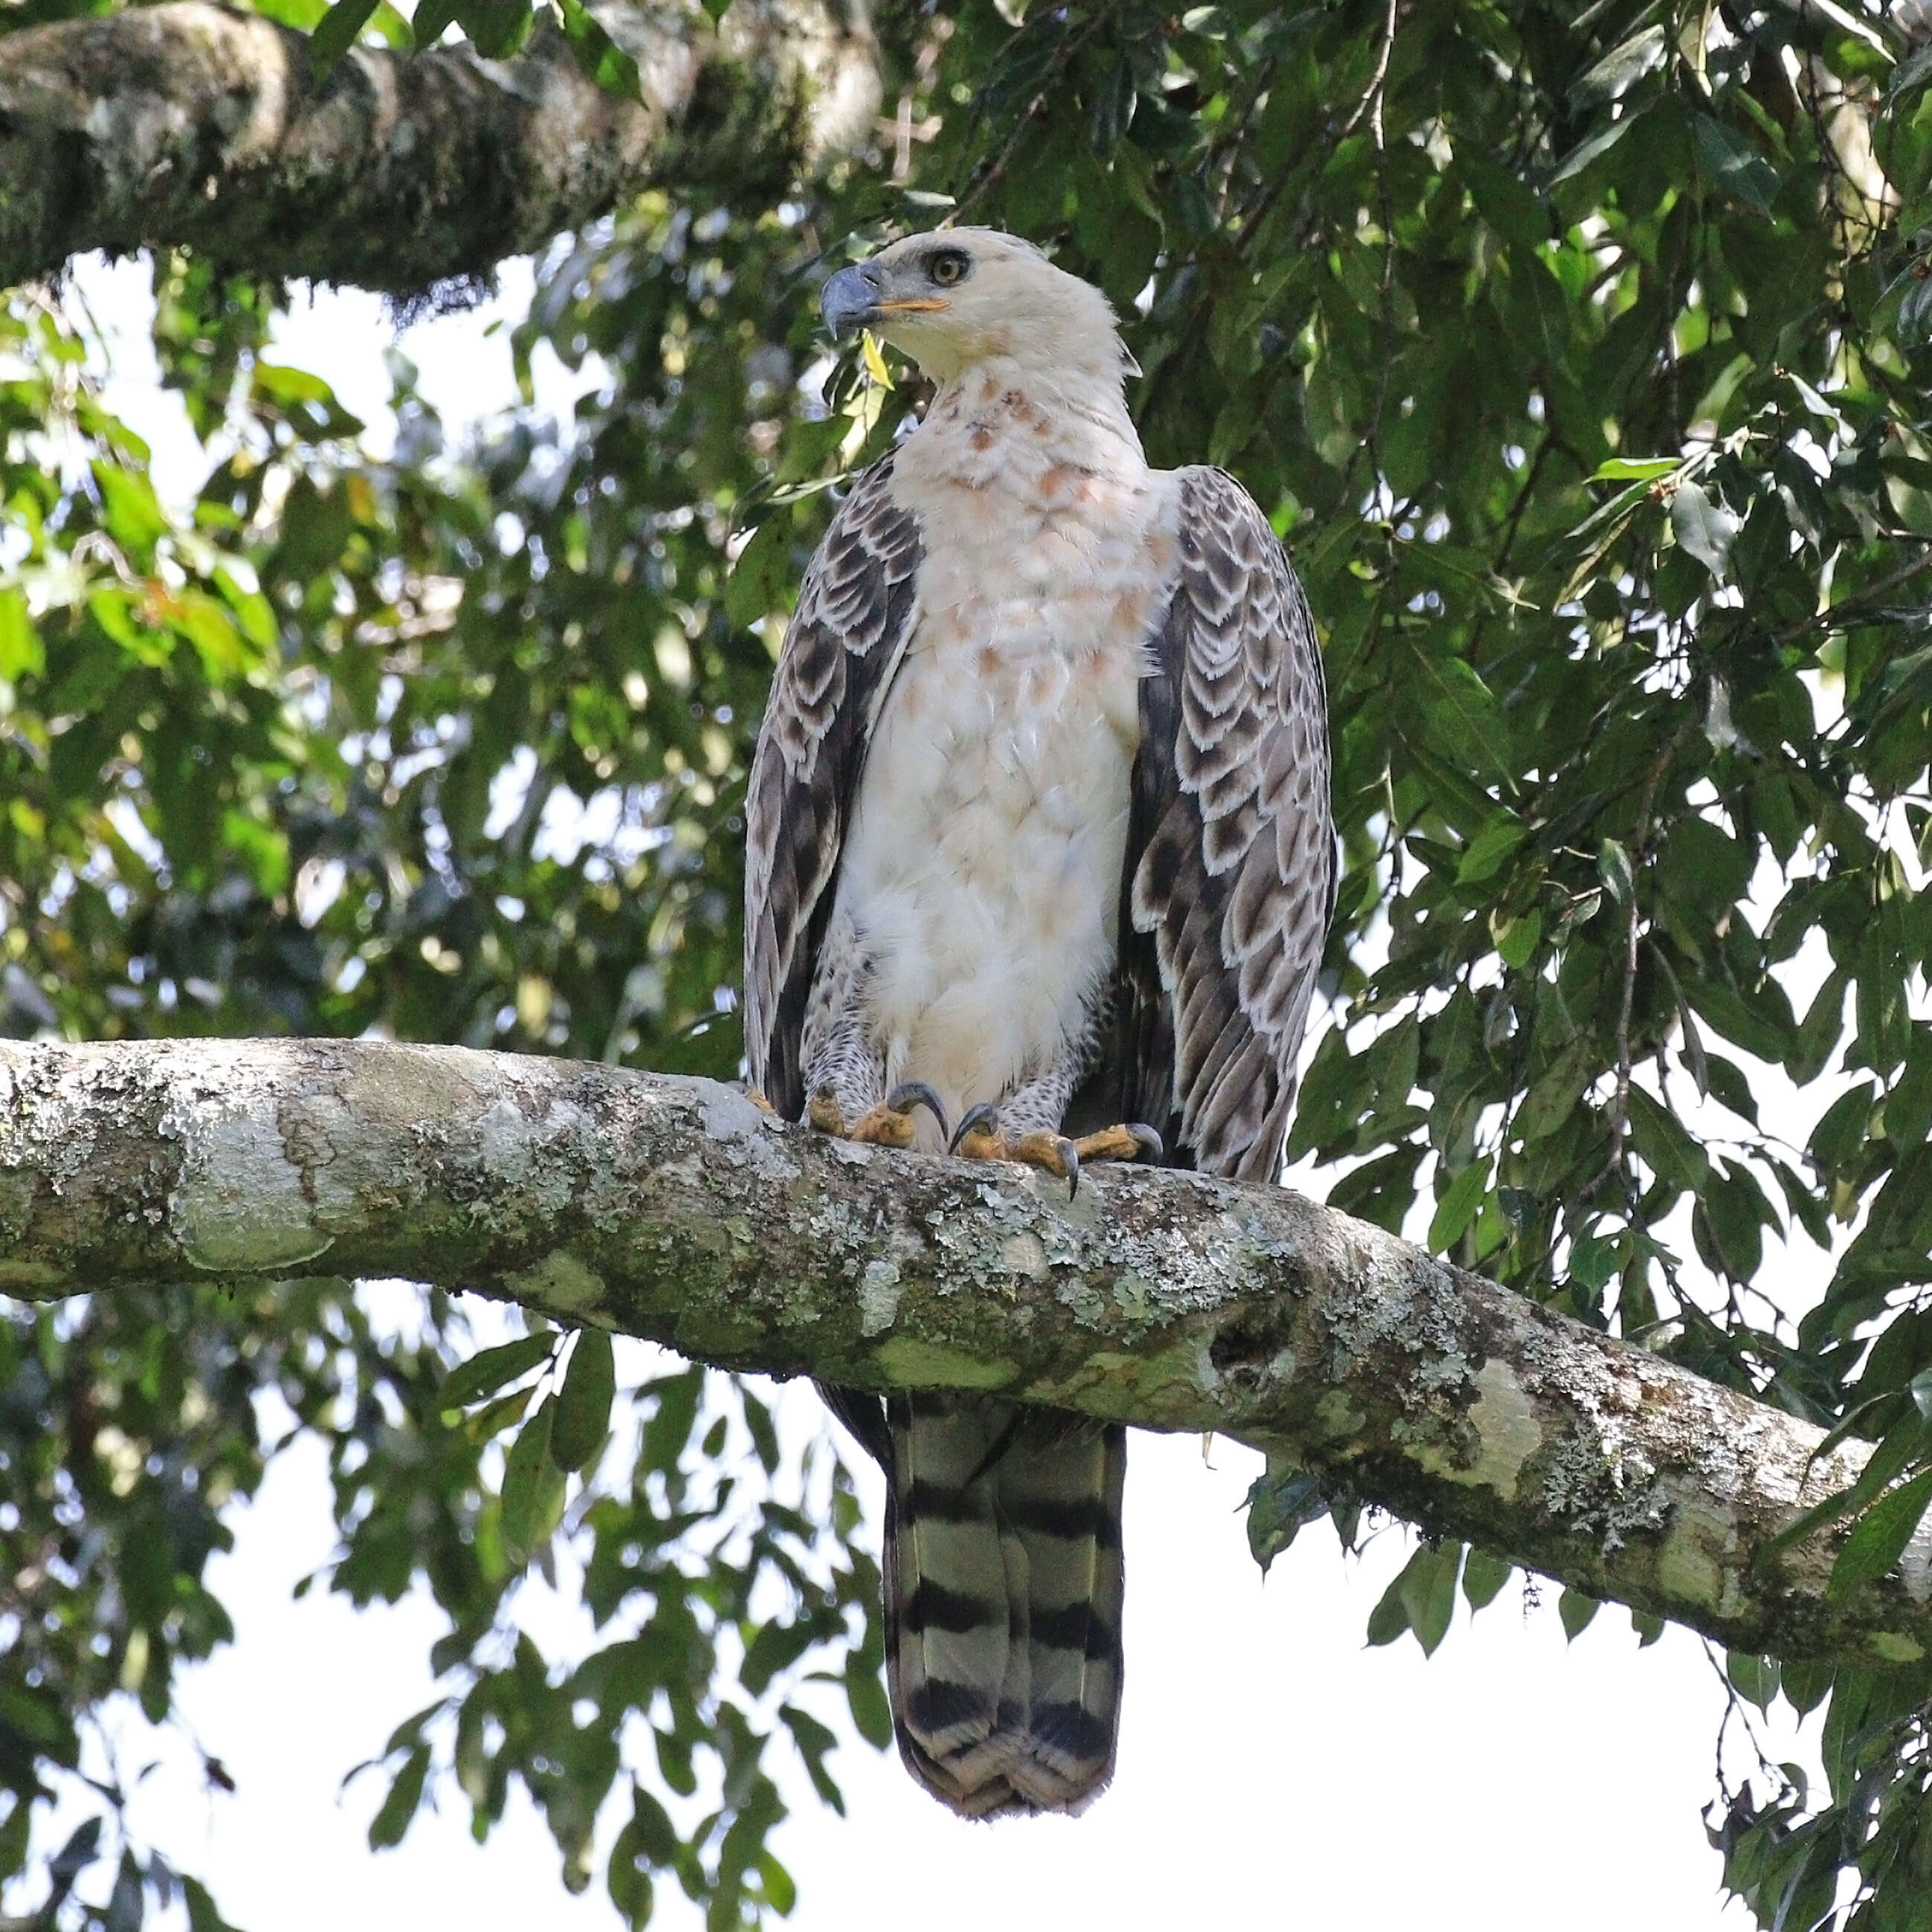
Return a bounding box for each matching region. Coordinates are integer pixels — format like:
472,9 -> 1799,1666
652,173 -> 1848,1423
831,367 -> 1181,1143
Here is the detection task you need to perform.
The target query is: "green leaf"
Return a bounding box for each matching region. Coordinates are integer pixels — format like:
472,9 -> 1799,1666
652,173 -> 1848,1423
757,1851 -> 797,1915
625,1783 -> 679,1865
1597,836 -> 1635,905
1364,1571 -> 1411,1647
1404,648 -> 1510,781
1692,113 -> 1781,213
1589,456 -> 1681,483
452,0 -> 532,56
409,0 -> 459,45
641,1368 -> 704,1475
1244,1458 -> 1328,1574
556,0 -> 643,98
1461,1549 -> 1512,1611
441,1332 -> 555,1411
726,516 -> 795,628
743,1392 -> 781,1475
1558,1589 -> 1599,1639
1727,1651 -> 1780,1714
366,1742 -> 430,1849
741,1618 -> 818,1699
93,464 -> 168,560
1828,1467 -> 1932,1600
1780,1657 -> 1835,1716
1428,1157 -> 1490,1252
1548,108 -> 1644,184
1670,479 -> 1737,581
1627,1085 -> 1710,1194
609,1785 -> 674,1929
781,1705 -> 845,1815
551,1327 -> 616,1473
463,1383 -> 535,1446
1913,1369 -> 1932,1424
843,1653 -> 893,1749
1456,813 -> 1526,885
1809,1083 -> 1875,1172
1731,1653 -> 1769,1715
308,0 -> 381,73
1570,25 -> 1667,107
500,1395 -> 558,1558
182,1878 -> 245,1932
1492,908 -> 1541,969
1392,1546 -> 1459,1657
0,588 -> 42,682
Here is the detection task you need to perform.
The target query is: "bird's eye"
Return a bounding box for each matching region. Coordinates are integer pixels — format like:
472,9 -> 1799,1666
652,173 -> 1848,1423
928,251 -> 970,288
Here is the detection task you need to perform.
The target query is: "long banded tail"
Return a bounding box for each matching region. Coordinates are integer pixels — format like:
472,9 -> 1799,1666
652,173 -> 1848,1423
879,1392 -> 1125,1818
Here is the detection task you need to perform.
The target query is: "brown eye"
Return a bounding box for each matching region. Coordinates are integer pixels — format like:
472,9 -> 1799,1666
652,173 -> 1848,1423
928,251 -> 969,288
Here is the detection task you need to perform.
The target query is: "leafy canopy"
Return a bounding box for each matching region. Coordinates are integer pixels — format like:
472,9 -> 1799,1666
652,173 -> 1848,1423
2,0 -> 1932,1927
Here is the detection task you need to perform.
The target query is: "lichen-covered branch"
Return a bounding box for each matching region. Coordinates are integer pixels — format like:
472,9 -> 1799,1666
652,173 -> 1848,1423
0,0 -> 880,293
1,1036 -> 1922,1666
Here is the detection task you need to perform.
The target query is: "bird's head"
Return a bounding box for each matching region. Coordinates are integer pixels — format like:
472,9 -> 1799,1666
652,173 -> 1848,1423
819,229 -> 1131,390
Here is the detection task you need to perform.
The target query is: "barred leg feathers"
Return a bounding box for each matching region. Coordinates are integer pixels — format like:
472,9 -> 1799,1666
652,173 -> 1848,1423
884,1394 -> 1125,1818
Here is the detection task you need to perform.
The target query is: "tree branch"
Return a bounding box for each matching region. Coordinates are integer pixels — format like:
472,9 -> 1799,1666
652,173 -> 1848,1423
2,1036 -> 1926,1667
0,0 -> 881,294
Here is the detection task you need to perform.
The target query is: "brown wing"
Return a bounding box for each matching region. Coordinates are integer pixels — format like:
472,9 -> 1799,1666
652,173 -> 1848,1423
1113,466 -> 1334,1183
743,458 -> 922,1120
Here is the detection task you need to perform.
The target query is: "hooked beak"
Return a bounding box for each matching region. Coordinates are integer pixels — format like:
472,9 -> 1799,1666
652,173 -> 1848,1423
821,262 -> 883,338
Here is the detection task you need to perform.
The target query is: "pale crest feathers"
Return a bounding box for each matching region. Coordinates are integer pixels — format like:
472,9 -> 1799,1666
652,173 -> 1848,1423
856,227 -> 1137,391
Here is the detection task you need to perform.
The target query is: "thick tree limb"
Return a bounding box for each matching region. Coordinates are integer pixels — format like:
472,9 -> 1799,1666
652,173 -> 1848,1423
1,1036 -> 1925,1666
0,0 -> 880,293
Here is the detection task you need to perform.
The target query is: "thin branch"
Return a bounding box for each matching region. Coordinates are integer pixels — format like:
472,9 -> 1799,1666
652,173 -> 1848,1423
1578,721 -> 1688,1209
1777,545 -> 1932,648
1340,0 -> 1400,148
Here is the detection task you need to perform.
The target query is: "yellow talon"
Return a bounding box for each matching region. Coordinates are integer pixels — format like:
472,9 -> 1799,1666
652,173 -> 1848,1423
850,1100 -> 920,1148
808,1082 -> 948,1148
1072,1122 -> 1164,1166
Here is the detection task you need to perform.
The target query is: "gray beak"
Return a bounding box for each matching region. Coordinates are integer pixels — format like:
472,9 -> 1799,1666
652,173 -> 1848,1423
821,262 -> 883,338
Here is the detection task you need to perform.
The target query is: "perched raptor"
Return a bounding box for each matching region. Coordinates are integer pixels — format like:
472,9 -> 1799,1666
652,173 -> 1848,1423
743,230 -> 1334,1818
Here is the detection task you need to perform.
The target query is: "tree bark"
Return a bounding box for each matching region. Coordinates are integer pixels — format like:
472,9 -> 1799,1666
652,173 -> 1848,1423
0,0 -> 880,294
2,1036 -> 1924,1667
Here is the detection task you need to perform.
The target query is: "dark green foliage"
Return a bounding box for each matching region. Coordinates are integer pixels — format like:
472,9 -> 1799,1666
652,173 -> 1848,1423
4,0 -> 1932,1923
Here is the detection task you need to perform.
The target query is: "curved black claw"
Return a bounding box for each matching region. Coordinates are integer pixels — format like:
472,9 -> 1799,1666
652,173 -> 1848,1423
948,1101 -> 1002,1154
1056,1137 -> 1082,1201
884,1080 -> 949,1143
1125,1123 -> 1164,1164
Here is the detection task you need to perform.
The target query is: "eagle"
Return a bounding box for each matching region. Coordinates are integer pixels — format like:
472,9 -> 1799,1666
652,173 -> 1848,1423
743,229 -> 1334,1819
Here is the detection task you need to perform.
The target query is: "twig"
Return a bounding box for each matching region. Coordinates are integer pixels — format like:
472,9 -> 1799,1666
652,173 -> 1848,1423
1776,545 -> 1932,648
1338,0 -> 1400,147
1235,0 -> 1400,256
1577,721 -> 1688,1209
947,11 -> 1110,224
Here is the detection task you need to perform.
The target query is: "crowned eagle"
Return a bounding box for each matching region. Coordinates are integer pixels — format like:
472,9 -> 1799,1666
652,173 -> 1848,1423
743,229 -> 1334,1818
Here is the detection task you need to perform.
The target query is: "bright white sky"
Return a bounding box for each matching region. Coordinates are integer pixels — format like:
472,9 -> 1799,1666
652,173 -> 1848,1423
37,251 -> 1836,1932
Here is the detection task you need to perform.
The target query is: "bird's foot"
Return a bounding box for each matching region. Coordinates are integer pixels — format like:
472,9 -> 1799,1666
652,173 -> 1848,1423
1071,1122 -> 1166,1167
808,1082 -> 949,1149
947,1106 -> 1162,1200
746,1088 -> 778,1118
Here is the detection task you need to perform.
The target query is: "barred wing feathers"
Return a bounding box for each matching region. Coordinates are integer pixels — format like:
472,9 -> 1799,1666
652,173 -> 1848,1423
743,457 -> 921,1121
1117,465 -> 1334,1183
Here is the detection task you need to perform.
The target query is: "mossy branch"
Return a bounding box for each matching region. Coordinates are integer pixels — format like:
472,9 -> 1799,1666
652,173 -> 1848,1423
0,0 -> 880,294
1,1036 -> 1923,1667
